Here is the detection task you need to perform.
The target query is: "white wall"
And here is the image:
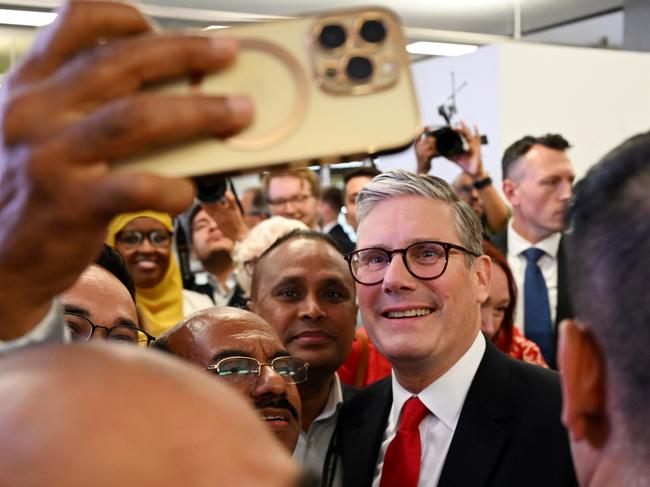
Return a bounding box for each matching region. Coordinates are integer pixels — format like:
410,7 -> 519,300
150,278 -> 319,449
379,42 -> 650,186
500,42 -> 650,180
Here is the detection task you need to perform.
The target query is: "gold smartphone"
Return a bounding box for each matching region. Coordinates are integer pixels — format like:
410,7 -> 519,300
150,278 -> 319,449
116,7 -> 421,178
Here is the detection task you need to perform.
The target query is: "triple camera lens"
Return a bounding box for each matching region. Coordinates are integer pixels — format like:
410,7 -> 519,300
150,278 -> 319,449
318,18 -> 387,85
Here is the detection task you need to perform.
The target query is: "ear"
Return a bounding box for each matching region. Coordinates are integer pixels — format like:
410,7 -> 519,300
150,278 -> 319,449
558,319 -> 609,448
473,255 -> 491,305
502,178 -> 518,205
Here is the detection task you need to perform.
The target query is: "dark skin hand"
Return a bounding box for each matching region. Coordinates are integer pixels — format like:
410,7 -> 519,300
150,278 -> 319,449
0,0 -> 254,339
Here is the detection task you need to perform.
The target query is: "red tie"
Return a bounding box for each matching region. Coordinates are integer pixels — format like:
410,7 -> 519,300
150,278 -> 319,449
379,396 -> 429,487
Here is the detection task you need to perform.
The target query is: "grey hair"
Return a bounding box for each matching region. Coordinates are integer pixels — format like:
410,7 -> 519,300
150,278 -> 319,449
356,169 -> 484,256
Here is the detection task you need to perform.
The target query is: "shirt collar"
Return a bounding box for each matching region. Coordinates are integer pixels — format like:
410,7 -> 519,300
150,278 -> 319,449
508,219 -> 561,259
321,221 -> 338,234
391,332 -> 486,430
312,373 -> 344,423
207,272 -> 238,297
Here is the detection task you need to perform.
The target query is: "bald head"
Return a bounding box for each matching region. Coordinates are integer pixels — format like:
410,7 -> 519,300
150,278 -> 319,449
156,307 -> 303,452
0,344 -> 299,487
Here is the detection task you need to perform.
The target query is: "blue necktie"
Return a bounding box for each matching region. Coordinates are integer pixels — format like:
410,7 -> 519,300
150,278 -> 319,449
523,248 -> 555,366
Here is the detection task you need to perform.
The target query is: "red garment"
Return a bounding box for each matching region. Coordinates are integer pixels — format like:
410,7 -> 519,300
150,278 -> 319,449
338,327 -> 392,388
501,327 -> 548,368
379,397 -> 429,487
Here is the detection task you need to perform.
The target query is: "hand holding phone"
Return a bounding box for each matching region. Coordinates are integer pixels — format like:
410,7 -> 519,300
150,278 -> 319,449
115,7 -> 421,178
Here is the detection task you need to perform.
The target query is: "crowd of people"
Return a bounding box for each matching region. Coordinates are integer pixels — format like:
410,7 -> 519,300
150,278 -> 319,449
0,2 -> 648,487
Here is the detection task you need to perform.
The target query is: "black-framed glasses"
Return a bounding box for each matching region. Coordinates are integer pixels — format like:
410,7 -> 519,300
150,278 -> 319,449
115,230 -> 172,250
206,356 -> 309,385
64,312 -> 155,346
344,240 -> 479,286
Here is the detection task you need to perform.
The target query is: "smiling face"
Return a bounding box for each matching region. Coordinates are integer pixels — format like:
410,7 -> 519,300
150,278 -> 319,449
114,217 -> 172,289
480,263 -> 510,340
250,238 -> 356,375
266,176 -> 318,228
160,309 -> 302,452
355,196 -> 490,388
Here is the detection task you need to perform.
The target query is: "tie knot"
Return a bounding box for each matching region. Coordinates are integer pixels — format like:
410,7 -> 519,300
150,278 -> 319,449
398,397 -> 429,431
523,247 -> 545,263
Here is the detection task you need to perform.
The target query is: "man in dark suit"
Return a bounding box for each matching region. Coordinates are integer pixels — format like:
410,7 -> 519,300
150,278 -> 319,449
319,187 -> 355,254
338,169 -> 576,487
560,132 -> 650,486
492,134 -> 575,368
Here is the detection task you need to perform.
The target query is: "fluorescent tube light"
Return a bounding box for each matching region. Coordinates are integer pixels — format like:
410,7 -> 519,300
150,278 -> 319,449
0,8 -> 57,27
406,41 -> 477,57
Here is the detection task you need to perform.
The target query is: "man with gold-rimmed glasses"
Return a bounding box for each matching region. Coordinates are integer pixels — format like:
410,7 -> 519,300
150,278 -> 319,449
155,307 -> 305,452
337,169 -> 576,487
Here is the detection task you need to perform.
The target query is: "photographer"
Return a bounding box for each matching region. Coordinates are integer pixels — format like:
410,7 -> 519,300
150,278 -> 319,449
415,122 -> 510,234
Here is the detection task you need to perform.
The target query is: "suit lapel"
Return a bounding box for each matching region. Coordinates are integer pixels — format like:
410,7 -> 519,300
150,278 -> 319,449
437,341 -> 514,487
339,378 -> 392,487
555,236 -> 573,326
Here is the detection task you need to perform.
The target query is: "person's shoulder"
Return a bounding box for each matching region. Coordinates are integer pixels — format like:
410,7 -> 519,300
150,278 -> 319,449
340,376 -> 391,415
182,289 -> 214,315
505,354 -> 563,413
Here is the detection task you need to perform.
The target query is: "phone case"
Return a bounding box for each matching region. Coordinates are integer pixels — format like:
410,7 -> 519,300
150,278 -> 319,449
115,7 -> 421,178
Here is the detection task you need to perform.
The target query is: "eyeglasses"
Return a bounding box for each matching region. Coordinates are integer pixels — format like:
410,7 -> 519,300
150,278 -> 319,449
266,194 -> 313,208
64,312 -> 155,345
344,240 -> 479,286
456,184 -> 475,195
115,230 -> 172,250
206,356 -> 309,385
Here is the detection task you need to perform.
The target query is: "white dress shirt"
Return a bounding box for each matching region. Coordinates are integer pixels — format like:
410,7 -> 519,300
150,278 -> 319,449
294,373 -> 344,487
372,332 -> 486,487
506,220 -> 561,331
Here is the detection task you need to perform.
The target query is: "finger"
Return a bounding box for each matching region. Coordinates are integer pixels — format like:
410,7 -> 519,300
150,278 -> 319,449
89,171 -> 195,218
41,93 -> 254,164
46,33 -> 239,108
223,192 -> 238,210
15,1 -> 153,84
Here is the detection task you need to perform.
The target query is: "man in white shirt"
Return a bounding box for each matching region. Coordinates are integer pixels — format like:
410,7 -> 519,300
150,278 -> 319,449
249,230 -> 357,487
188,205 -> 247,308
491,134 -> 575,368
337,170 -> 576,487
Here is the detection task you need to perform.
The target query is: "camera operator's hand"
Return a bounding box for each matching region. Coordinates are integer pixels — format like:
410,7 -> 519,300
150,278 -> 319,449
202,192 -> 249,243
0,0 -> 253,340
449,122 -> 485,177
414,128 -> 439,174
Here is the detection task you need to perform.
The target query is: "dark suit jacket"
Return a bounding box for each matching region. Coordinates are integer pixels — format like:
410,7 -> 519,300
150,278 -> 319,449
327,224 -> 356,254
337,340 -> 577,487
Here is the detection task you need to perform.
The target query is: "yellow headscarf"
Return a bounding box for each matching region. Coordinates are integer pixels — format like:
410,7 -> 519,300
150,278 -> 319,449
106,211 -> 184,337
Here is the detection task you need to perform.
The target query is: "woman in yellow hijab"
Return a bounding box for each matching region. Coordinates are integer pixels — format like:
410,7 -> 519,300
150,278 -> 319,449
107,211 -> 212,337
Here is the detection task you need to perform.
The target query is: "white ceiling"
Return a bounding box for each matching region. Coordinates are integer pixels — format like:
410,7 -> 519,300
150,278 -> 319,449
0,0 -> 627,73
143,0 -> 623,36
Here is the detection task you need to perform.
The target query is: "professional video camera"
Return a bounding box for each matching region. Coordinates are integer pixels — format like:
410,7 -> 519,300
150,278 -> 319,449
422,72 -> 487,159
423,126 -> 488,159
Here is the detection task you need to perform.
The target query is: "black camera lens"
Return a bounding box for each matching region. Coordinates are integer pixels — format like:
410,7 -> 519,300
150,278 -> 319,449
345,56 -> 373,81
318,24 -> 347,49
360,19 -> 387,44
